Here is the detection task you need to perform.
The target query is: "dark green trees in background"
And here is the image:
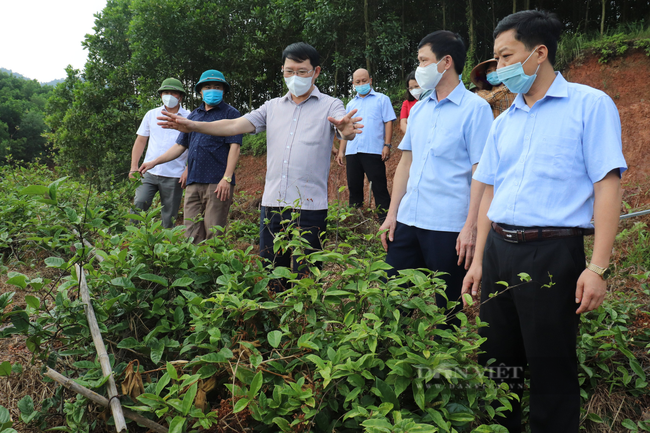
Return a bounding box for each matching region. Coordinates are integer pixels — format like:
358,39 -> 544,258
42,0 -> 650,184
0,72 -> 53,164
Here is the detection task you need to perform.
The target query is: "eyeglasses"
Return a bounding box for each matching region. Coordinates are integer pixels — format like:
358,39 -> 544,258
282,69 -> 314,78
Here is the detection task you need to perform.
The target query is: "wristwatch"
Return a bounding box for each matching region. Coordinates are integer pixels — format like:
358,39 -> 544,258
586,262 -> 611,280
222,176 -> 232,183
383,144 -> 392,149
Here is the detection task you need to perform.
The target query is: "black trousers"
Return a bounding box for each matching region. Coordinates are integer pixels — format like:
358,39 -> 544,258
385,222 -> 465,330
479,228 -> 585,433
260,207 -> 327,274
346,153 -> 390,217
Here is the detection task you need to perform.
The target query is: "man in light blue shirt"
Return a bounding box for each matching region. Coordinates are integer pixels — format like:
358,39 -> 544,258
337,69 -> 396,219
379,31 -> 493,330
462,10 -> 627,433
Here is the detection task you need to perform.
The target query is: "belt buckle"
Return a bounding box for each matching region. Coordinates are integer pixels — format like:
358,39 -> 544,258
501,228 -> 523,243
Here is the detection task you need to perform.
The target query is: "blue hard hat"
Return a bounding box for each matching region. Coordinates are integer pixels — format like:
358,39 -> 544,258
195,70 -> 231,93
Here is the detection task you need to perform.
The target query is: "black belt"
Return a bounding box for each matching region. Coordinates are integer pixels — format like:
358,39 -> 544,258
492,222 -> 594,244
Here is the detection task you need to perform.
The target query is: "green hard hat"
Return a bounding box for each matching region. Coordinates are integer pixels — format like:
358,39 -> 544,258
195,69 -> 231,93
158,78 -> 186,95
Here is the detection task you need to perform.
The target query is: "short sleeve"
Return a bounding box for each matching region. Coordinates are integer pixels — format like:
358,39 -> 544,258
582,94 -> 627,183
400,100 -> 409,119
243,101 -> 269,135
225,107 -> 244,145
465,101 -> 493,165
382,95 -> 397,122
136,110 -> 152,137
473,121 -> 499,185
398,118 -> 413,151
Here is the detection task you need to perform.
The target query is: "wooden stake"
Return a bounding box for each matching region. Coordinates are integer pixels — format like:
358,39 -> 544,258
76,264 -> 127,432
45,367 -> 167,433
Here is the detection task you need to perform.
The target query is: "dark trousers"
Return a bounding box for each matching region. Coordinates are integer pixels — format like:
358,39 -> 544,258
346,153 -> 390,217
260,207 -> 327,275
479,228 -> 585,433
385,222 -> 465,330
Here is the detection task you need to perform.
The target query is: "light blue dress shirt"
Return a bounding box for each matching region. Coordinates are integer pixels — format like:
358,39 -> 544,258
345,89 -> 396,155
473,72 -> 628,228
397,82 -> 493,232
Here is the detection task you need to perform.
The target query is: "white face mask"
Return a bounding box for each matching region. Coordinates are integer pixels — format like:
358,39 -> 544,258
409,87 -> 424,100
162,94 -> 179,108
284,75 -> 313,97
415,58 -> 446,90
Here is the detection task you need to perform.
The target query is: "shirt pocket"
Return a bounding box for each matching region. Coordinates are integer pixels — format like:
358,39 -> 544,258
431,127 -> 462,159
533,135 -> 579,180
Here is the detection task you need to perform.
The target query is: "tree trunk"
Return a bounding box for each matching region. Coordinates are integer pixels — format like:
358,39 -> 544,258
467,0 -> 476,69
442,0 -> 446,30
513,0 -> 517,14
334,39 -> 339,97
491,0 -> 496,31
585,0 -> 591,33
524,0 -> 530,10
364,0 -> 371,76
401,0 -> 405,81
600,0 -> 605,35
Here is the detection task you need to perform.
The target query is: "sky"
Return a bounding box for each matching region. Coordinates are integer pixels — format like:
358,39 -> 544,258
1,0 -> 108,83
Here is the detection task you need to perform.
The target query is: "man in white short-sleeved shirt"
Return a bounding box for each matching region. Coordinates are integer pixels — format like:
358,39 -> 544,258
130,78 -> 190,228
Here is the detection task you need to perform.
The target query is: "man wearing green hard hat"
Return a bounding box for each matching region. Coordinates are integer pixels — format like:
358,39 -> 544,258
139,70 -> 243,243
130,78 -> 190,228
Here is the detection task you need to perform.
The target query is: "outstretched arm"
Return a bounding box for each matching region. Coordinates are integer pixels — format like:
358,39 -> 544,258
158,111 -> 255,136
139,143 -> 187,175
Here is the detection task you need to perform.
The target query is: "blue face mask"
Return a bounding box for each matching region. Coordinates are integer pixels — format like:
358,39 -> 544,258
486,71 -> 501,86
496,47 -> 540,94
202,89 -> 223,106
355,83 -> 371,95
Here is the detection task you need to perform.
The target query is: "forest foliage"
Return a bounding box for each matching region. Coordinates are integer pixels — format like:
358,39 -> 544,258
0,72 -> 53,164
35,0 -> 650,186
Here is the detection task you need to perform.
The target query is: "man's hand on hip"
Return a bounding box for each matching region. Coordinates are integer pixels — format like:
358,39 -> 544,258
575,268 -> 607,314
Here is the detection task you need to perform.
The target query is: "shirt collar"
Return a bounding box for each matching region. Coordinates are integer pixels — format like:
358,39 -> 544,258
282,85 -> 322,102
429,81 -> 465,106
513,71 -> 568,110
198,101 -> 223,112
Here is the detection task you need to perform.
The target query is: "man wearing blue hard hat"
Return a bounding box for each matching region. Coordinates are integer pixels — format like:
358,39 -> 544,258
139,69 -> 243,243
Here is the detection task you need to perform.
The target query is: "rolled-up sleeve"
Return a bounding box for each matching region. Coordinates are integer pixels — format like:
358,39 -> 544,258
243,102 -> 269,135
473,122 -> 499,186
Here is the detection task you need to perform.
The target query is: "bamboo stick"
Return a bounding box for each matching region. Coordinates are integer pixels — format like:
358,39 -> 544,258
45,367 -> 167,433
76,264 -> 127,432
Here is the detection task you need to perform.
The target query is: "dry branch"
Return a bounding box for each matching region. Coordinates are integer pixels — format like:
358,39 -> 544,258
45,367 -> 167,433
76,264 -> 127,432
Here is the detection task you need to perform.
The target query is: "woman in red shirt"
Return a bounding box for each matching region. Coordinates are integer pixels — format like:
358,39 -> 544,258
400,72 -> 422,134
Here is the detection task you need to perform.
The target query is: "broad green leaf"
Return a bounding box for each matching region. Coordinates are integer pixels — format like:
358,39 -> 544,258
267,330 -> 282,348
6,273 -> 27,289
20,185 -> 49,196
181,383 -> 198,416
24,295 -> 40,310
375,378 -> 399,409
171,277 -> 194,288
0,361 -> 11,377
168,416 -> 186,433
248,371 -> 263,399
166,362 -> 178,380
233,398 -> 250,413
273,417 -> 292,432
586,413 -> 603,423
149,340 -> 165,364
138,274 -> 168,287
44,257 -> 65,268
155,373 -> 171,396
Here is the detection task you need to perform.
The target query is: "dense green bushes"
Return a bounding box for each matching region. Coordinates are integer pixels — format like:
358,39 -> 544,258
0,165 -> 649,432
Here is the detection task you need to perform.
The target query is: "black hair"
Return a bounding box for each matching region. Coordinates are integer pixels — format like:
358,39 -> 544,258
493,10 -> 563,65
418,31 -> 466,75
282,42 -> 320,68
405,71 -> 417,102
